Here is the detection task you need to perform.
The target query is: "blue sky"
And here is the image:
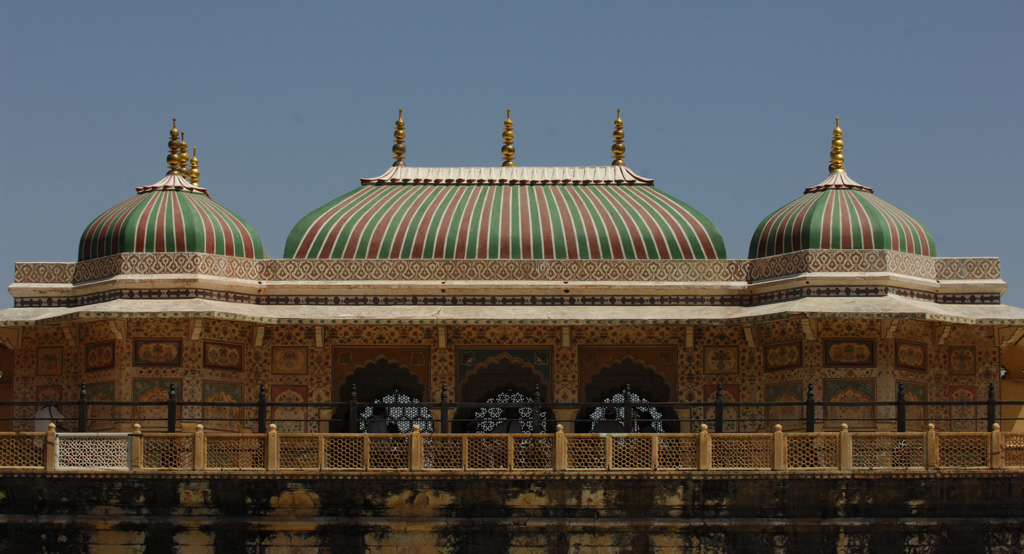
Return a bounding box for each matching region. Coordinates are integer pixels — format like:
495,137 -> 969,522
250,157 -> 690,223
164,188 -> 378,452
2,2 -> 1022,307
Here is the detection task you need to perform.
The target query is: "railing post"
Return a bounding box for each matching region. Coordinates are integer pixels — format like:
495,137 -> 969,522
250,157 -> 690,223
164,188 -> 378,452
990,422 -> 1004,469
805,383 -> 816,433
714,384 -> 724,433
78,382 -> 88,432
410,425 -> 424,470
925,423 -> 938,470
266,423 -> 279,471
604,434 -> 613,470
193,424 -> 206,470
45,423 -> 57,471
167,383 -> 177,433
130,423 -> 143,471
986,383 -> 997,433
651,435 -> 659,471
698,423 -> 711,470
838,423 -> 852,471
554,424 -> 567,471
624,384 -> 634,433
896,383 -> 907,433
257,384 -> 267,434
532,383 -> 541,433
772,424 -> 786,471
349,384 -> 358,433
440,385 -> 449,434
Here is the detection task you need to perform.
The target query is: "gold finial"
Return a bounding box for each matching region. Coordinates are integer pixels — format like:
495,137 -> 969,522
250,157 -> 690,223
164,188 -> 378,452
501,109 -> 515,167
190,146 -> 200,185
828,117 -> 845,174
392,109 -> 406,167
167,118 -> 182,174
179,131 -> 189,170
611,109 -> 625,166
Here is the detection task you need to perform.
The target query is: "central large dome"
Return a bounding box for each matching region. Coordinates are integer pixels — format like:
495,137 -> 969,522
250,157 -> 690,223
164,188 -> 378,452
284,165 -> 726,260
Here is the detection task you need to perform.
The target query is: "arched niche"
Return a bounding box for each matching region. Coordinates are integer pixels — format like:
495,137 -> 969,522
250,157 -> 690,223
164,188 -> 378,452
338,355 -> 425,404
456,352 -> 550,432
577,355 -> 678,433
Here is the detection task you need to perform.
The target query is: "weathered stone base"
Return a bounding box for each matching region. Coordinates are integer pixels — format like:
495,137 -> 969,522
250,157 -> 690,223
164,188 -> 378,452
2,471 -> 1023,553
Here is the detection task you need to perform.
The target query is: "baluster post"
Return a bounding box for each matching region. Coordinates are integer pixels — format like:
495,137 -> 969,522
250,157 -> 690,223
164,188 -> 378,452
266,423 -> 279,471
925,423 -> 938,470
838,423 -> 852,471
772,424 -> 786,470
554,424 -> 567,471
990,423 -> 1004,469
193,424 -> 206,470
130,423 -> 142,471
410,425 -> 423,471
698,423 -> 711,470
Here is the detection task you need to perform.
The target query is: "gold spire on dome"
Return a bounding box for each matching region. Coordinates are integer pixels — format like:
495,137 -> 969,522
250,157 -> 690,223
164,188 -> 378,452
392,109 -> 406,167
166,118 -> 182,174
190,146 -> 200,185
611,109 -> 625,166
828,117 -> 845,174
179,131 -> 190,171
501,109 -> 515,167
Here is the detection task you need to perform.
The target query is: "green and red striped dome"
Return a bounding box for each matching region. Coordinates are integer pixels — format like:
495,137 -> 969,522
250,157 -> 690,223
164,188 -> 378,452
79,174 -> 266,261
285,166 -> 726,260
748,171 -> 935,259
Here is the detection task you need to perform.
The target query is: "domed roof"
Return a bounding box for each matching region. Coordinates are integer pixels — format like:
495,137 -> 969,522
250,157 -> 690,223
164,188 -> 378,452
78,122 -> 266,261
284,165 -> 726,260
748,121 -> 935,259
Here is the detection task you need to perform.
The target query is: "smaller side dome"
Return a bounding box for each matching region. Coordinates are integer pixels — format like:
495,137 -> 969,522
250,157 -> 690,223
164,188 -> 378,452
748,120 -> 936,259
78,121 -> 266,261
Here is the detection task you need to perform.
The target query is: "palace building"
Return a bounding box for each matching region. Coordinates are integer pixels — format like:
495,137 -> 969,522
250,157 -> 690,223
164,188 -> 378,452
2,112 -> 1023,434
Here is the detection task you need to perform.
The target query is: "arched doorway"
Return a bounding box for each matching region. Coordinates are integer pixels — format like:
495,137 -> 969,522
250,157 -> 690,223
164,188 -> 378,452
457,352 -> 550,433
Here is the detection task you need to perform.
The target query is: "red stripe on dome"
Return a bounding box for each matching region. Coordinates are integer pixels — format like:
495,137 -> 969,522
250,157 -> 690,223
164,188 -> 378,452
295,188 -> 376,259
618,189 -> 671,258
171,193 -> 186,252
848,192 -> 875,249
432,186 -> 464,257
563,186 -> 602,258
134,194 -> 158,253
364,187 -> 417,258
454,185 -> 483,258
838,191 -> 852,249
533,187 -> 555,259
410,187 -> 450,258
599,187 -> 648,259
339,187 -> 403,259
550,188 -> 579,259
390,186 -> 436,258
518,187 -> 532,259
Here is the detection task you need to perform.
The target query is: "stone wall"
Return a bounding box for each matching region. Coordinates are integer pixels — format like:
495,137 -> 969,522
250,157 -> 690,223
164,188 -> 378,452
1,471 -> 1022,553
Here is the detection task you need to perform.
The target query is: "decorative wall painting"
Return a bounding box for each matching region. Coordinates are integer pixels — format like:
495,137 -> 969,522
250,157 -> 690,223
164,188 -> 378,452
703,346 -> 739,375
271,385 -> 308,433
202,381 -> 242,432
765,381 -> 804,431
133,379 -> 183,428
823,379 -> 875,429
272,346 -> 308,375
823,339 -> 875,368
894,340 -> 927,372
133,339 -> 182,367
85,341 -> 116,372
85,382 -> 116,431
203,341 -> 245,371
36,346 -> 63,375
764,341 -> 802,372
948,346 -> 976,375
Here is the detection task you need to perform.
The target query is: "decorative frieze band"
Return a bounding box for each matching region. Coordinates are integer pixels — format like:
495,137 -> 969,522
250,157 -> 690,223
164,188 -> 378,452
13,250 -> 1002,286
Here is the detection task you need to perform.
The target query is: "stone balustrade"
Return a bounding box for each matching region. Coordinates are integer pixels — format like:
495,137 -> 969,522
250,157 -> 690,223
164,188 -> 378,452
1,423 -> 1020,473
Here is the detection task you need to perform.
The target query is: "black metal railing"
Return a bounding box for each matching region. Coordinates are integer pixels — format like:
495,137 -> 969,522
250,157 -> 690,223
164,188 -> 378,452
3,381 -> 1017,434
